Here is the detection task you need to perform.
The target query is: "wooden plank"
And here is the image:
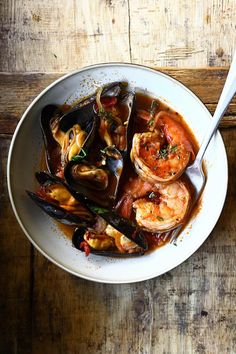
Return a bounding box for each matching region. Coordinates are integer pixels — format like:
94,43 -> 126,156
0,136 -> 32,353
129,0 -> 236,68
0,69 -> 235,135
0,0 -> 130,72
0,0 -> 236,72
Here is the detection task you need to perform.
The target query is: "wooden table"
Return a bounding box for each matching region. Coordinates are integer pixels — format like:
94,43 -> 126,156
1,69 -> 236,354
1,1 -> 236,353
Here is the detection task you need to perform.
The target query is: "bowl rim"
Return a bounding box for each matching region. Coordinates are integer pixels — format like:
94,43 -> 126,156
7,62 -> 228,283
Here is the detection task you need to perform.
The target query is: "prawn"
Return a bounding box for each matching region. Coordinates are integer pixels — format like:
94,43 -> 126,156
133,180 -> 190,232
131,111 -> 194,183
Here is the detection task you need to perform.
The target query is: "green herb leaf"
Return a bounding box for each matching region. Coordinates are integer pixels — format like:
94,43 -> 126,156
158,148 -> 168,159
148,100 -> 159,127
149,192 -> 157,199
157,216 -> 164,221
170,145 -> 178,153
71,148 -> 87,162
149,100 -> 159,116
89,205 -> 109,214
148,118 -> 154,126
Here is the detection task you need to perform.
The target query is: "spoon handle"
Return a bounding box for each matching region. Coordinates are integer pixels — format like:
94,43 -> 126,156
195,50 -> 236,166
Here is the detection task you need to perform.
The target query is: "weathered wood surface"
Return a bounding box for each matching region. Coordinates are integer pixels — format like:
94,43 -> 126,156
1,0 -> 236,352
0,70 -> 236,353
0,0 -> 236,72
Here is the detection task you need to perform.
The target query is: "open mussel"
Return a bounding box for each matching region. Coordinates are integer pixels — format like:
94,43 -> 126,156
41,104 -> 98,175
72,227 -> 145,257
39,82 -> 121,176
95,89 -> 135,153
64,145 -> 124,207
58,82 -> 122,135
26,172 -> 94,226
67,186 -> 148,252
70,81 -> 122,111
40,104 -> 64,175
64,86 -> 135,207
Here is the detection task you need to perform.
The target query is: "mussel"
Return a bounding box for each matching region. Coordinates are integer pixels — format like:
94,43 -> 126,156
26,172 -> 94,226
95,90 -> 135,152
30,82 -> 149,257
40,104 -> 64,175
64,146 -> 124,207
72,227 -> 145,257
67,187 -> 148,251
64,86 -> 135,207
40,82 -> 122,176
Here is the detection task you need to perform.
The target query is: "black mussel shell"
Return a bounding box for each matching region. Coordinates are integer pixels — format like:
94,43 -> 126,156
40,104 -> 63,175
26,172 -> 94,226
59,101 -> 95,133
26,191 -> 89,226
118,90 -> 135,154
67,189 -> 148,250
59,82 -> 122,133
64,146 -> 124,207
72,228 -> 145,257
72,81 -> 122,111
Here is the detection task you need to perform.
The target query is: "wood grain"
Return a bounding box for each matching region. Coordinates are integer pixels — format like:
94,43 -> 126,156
0,69 -> 236,136
0,136 -> 32,353
0,0 -> 235,72
1,70 -> 236,353
1,1 -> 236,351
129,0 -> 236,68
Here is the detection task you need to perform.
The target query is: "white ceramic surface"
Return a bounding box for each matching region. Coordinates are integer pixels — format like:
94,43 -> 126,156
7,63 -> 228,283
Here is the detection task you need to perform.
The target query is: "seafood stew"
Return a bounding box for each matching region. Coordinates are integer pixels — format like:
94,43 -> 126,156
27,82 -> 200,257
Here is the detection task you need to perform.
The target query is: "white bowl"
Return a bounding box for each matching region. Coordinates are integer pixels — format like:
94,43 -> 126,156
7,63 -> 228,283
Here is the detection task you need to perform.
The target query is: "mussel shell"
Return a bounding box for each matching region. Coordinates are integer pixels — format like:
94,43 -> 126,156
59,82 -> 122,133
64,146 -> 124,207
67,189 -> 148,250
118,91 -> 135,154
40,104 -> 63,174
72,81 -> 122,110
26,191 -> 89,226
72,228 -> 145,257
26,172 -> 93,226
59,102 -> 95,133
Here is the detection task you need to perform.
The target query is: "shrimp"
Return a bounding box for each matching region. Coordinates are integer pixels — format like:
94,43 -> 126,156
133,180 -> 190,232
116,175 -> 158,218
130,111 -> 194,183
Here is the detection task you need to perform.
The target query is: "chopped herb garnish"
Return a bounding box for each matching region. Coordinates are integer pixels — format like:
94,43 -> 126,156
157,216 -> 164,221
149,192 -> 157,199
148,118 -> 154,126
170,145 -> 178,153
177,155 -> 181,160
148,100 -> 159,128
71,148 -> 87,162
158,148 -> 168,159
149,100 -> 159,117
98,108 -> 105,116
88,205 -> 109,214
98,108 -> 114,125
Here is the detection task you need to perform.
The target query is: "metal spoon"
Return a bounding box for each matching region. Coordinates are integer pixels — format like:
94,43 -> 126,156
169,50 -> 236,244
